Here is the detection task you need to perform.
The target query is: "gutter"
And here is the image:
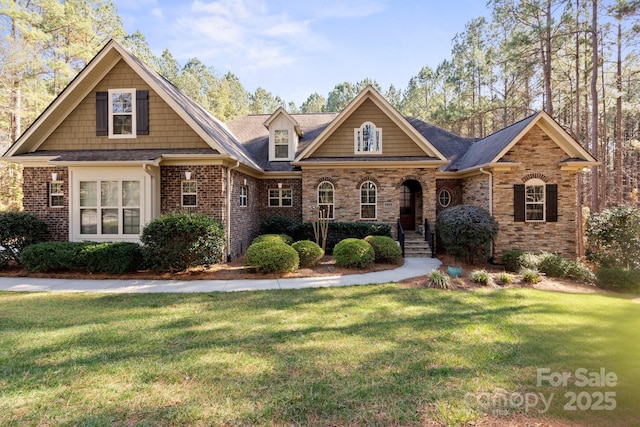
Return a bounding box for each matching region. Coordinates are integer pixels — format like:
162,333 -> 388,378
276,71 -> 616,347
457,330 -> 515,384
227,159 -> 240,261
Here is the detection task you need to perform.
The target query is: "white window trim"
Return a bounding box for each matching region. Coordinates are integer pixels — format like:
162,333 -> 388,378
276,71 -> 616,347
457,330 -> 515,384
108,88 -> 136,139
268,188 -> 292,207
354,121 -> 382,154
360,181 -> 377,220
240,185 -> 248,207
181,180 -> 197,207
438,189 -> 452,208
525,178 -> 546,223
317,181 -> 335,220
50,181 -> 64,208
70,168 -> 151,243
273,129 -> 289,160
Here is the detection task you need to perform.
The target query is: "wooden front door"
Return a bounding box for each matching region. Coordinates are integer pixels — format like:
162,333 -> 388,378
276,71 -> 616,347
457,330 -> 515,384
400,184 -> 415,230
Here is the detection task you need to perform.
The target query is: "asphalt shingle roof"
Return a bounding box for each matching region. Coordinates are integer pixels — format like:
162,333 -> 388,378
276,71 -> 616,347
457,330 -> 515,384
16,148 -> 219,162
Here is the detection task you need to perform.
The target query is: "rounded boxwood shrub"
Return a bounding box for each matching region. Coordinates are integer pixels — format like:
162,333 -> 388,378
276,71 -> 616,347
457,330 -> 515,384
251,234 -> 293,246
0,211 -> 49,268
83,242 -> 143,274
21,242 -> 89,272
141,212 -> 226,272
245,241 -> 299,273
437,205 -> 499,264
292,240 -> 324,268
333,238 -> 375,269
364,235 -> 402,264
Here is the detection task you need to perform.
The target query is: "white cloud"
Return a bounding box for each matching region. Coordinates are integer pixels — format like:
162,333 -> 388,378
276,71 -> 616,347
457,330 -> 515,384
151,7 -> 164,19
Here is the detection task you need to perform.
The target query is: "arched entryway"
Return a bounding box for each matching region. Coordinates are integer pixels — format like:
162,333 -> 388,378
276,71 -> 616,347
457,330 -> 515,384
400,179 -> 422,231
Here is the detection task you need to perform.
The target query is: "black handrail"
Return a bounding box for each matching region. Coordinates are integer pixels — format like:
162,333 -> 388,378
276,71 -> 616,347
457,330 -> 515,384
424,218 -> 436,258
397,219 -> 405,258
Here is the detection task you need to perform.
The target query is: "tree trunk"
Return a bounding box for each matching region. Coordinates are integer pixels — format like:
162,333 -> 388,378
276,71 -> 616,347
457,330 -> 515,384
590,0 -> 599,213
615,18 -> 623,204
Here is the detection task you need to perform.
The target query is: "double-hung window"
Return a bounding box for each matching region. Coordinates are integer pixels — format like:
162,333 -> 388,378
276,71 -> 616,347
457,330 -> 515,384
79,180 -> 140,235
50,181 -> 64,207
240,185 -> 248,207
318,182 -> 334,219
269,188 -> 292,207
108,89 -> 136,138
274,130 -> 289,159
360,181 -> 377,219
525,179 -> 545,222
182,180 -> 197,207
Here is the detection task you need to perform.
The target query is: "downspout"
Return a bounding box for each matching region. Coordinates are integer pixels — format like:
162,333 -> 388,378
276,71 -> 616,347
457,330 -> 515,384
479,167 -> 495,261
227,160 -> 240,262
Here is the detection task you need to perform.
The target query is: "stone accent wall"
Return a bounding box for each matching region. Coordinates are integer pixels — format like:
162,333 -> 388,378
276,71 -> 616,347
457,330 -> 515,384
301,168 -> 437,238
435,178 -> 463,216
492,125 -> 579,259
228,171 -> 261,259
22,167 -> 69,241
160,165 -> 226,221
259,178 -> 303,224
462,174 -> 490,210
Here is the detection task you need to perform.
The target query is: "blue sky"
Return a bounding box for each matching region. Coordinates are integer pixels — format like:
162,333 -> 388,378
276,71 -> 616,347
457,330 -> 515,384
112,0 -> 490,106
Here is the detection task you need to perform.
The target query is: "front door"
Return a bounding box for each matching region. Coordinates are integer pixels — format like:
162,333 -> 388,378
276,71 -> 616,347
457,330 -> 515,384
400,184 -> 415,230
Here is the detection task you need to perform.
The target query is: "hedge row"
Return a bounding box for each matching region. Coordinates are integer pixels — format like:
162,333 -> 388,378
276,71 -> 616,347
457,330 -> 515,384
290,221 -> 392,252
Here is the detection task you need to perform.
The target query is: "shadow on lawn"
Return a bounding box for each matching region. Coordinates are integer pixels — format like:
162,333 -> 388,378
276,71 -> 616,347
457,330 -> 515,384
1,286 -> 638,426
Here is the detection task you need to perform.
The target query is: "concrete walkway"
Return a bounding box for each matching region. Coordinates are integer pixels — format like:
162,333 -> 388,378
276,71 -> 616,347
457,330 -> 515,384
0,257 -> 441,293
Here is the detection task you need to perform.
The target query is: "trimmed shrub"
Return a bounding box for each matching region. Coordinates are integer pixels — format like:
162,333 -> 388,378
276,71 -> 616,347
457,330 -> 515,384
141,212 -> 226,272
333,238 -> 375,268
259,215 -> 296,235
501,249 -> 526,272
245,241 -> 299,273
291,221 -> 392,252
21,242 -> 89,272
565,260 -> 596,283
364,235 -> 402,264
21,241 -> 143,274
497,272 -> 514,285
470,269 -> 492,286
83,242 -> 143,274
595,267 -> 640,292
427,270 -> 452,289
251,234 -> 293,246
537,252 -> 570,278
0,211 -> 49,268
292,240 -> 324,268
436,205 -> 499,264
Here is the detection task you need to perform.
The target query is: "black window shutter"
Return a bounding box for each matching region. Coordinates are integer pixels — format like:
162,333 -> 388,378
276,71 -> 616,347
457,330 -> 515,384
96,92 -> 108,136
136,90 -> 149,135
514,184 -> 525,222
546,184 -> 558,222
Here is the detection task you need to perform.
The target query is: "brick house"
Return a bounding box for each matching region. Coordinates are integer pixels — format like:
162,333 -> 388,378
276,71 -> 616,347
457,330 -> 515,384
2,40 -> 598,260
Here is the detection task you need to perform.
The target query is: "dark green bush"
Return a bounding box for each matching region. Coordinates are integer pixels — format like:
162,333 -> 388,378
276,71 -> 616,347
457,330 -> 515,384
21,241 -> 143,274
436,205 -> 499,264
141,212 -> 226,272
251,234 -> 293,246
364,235 -> 402,264
291,222 -> 392,252
0,211 -> 49,267
21,242 -> 89,272
333,238 -> 375,268
537,252 -> 570,278
586,205 -> 640,269
501,249 -> 526,272
245,241 -> 299,273
259,215 -> 296,235
291,240 -> 324,268
83,242 -> 143,274
595,267 -> 640,292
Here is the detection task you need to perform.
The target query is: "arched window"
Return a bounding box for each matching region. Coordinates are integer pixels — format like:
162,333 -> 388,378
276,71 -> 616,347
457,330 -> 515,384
438,189 -> 451,208
360,181 -> 377,219
354,122 -> 382,153
317,181 -> 334,219
525,178 -> 545,222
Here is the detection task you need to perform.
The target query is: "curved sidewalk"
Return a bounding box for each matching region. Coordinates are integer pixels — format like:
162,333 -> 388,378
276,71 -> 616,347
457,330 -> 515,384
0,257 -> 441,293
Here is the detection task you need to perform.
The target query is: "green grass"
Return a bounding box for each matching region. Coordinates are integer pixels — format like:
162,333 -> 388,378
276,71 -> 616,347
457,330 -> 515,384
0,286 -> 638,426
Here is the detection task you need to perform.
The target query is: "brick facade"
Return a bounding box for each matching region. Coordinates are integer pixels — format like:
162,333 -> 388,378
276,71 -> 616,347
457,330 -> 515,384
228,170 -> 261,258
259,177 -> 303,224
301,168 -> 437,237
22,166 -> 69,241
435,178 -> 463,216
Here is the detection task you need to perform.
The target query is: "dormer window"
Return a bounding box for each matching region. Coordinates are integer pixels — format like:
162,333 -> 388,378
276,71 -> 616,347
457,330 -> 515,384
354,122 -> 382,154
274,130 -> 289,159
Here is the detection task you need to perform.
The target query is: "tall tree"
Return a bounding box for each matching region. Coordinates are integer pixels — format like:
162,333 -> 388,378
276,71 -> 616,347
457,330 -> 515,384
326,82 -> 357,112
300,92 -> 326,113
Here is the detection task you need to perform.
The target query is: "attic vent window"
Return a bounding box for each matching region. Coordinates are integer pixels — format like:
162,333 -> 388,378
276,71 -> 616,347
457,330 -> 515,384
354,122 -> 382,154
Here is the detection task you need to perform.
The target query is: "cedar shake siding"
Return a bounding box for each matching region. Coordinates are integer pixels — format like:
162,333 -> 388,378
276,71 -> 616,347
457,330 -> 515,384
311,99 -> 426,158
22,167 -> 69,242
39,60 -> 210,151
492,125 -> 579,259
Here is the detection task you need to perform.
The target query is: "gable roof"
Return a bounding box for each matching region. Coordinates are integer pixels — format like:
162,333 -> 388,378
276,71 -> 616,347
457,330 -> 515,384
446,111 -> 598,172
263,107 -> 303,136
4,39 -> 261,170
294,85 -> 448,163
227,113 -> 337,171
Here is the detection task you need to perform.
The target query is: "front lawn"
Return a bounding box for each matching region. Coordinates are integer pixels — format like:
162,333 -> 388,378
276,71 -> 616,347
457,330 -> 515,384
0,286 -> 637,426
